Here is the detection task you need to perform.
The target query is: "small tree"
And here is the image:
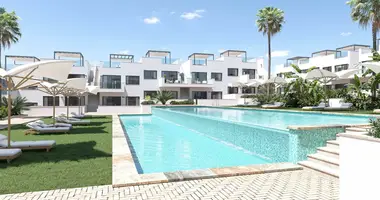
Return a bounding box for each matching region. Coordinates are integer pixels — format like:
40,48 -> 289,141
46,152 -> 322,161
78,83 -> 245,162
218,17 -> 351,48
153,90 -> 173,105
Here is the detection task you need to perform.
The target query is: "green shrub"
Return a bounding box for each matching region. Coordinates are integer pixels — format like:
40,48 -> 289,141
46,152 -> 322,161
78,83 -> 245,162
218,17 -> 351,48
2,96 -> 30,115
170,100 -> 194,105
141,100 -> 156,105
369,118 -> 380,138
0,106 -> 7,119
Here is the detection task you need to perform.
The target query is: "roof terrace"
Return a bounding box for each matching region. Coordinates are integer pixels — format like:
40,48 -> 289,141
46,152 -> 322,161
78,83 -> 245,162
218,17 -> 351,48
4,55 -> 40,70
312,50 -> 339,57
188,53 -> 215,65
53,51 -> 84,67
145,50 -> 172,64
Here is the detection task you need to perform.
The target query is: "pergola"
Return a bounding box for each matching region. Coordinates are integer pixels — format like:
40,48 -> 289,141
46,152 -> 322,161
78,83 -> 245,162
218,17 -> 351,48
54,51 -> 84,66
220,50 -> 247,61
145,50 -> 171,64
109,54 -> 134,67
286,56 -> 310,67
336,44 -> 370,52
188,53 -> 215,65
4,55 -> 40,70
311,50 -> 339,57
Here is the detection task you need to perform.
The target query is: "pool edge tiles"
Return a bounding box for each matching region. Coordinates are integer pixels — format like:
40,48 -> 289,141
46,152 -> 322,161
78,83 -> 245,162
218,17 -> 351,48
112,114 -> 303,188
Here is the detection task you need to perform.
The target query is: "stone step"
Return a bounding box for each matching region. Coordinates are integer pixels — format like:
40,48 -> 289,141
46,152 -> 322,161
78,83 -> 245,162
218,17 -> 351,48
326,140 -> 339,149
307,153 -> 339,170
317,146 -> 339,159
298,160 -> 339,178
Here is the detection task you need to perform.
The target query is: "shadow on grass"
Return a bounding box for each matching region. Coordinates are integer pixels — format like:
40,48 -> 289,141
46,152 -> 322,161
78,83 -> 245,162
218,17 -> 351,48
33,126 -> 108,135
0,141 -> 111,168
84,116 -> 109,119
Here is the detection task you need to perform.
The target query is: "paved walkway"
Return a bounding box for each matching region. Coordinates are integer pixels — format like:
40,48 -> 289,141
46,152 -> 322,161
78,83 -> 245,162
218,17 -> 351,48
0,169 -> 339,200
0,116 -> 41,130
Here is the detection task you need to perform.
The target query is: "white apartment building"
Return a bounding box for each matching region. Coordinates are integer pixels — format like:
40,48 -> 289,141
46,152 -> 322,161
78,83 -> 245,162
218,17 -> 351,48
7,49 -> 266,113
275,44 -> 373,88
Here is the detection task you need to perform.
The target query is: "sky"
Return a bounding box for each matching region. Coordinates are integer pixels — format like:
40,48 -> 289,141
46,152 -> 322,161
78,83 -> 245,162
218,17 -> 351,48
1,0 -> 375,73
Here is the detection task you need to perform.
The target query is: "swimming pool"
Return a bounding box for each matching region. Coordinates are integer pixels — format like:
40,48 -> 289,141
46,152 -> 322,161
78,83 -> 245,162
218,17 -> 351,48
120,107 -> 372,174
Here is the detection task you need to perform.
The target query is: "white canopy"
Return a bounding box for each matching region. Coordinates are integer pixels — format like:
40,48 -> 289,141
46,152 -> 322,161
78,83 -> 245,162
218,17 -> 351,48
305,68 -> 337,80
265,77 -> 287,84
246,80 -> 262,87
362,62 -> 380,73
336,68 -> 361,79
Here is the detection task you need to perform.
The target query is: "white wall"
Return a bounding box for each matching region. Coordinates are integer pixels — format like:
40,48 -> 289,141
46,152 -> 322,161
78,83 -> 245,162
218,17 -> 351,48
197,99 -> 238,106
24,106 -> 84,116
95,105 -> 151,114
340,134 -> 380,200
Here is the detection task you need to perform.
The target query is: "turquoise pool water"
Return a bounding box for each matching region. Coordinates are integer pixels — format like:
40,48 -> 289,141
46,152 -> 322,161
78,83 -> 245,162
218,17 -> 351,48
164,106 -> 371,130
120,107 -> 372,174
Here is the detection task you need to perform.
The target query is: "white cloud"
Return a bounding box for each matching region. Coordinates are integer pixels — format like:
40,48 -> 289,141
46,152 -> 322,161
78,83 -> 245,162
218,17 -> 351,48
266,50 -> 290,58
340,32 -> 352,37
143,17 -> 160,24
119,50 -> 129,54
170,11 -> 176,15
180,9 -> 206,20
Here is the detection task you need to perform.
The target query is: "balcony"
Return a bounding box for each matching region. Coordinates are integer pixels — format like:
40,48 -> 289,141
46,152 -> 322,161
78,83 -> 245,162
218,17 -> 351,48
99,81 -> 125,92
158,78 -> 214,88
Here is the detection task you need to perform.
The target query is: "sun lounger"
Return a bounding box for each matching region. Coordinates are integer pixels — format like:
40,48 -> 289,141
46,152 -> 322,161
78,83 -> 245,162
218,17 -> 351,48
34,120 -> 72,128
324,103 -> 353,111
0,134 -> 56,152
262,102 -> 284,109
56,117 -> 90,125
302,102 -> 327,110
238,101 -> 260,107
26,122 -> 71,133
0,148 -> 22,163
71,112 -> 85,119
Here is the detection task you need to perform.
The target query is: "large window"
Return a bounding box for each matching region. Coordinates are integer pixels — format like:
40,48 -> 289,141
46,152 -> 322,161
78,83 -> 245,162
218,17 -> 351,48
191,72 -> 207,83
211,91 -> 222,99
161,71 -> 178,82
228,68 -> 239,76
144,91 -> 157,99
323,66 -> 332,72
211,72 -> 222,81
228,87 -> 239,94
65,96 -> 85,106
43,96 -> 59,106
144,70 -> 157,79
242,87 -> 255,94
334,64 -> 349,72
242,69 -> 256,79
126,97 -> 140,106
68,74 -> 86,79
100,75 -> 121,89
192,91 -> 207,99
126,76 -> 140,85
102,96 -> 121,106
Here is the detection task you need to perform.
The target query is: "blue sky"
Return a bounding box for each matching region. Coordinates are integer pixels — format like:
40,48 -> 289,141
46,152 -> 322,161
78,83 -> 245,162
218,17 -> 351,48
1,0 -> 374,71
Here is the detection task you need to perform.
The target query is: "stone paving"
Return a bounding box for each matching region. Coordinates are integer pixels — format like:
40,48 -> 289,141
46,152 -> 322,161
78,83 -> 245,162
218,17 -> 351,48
0,169 -> 339,200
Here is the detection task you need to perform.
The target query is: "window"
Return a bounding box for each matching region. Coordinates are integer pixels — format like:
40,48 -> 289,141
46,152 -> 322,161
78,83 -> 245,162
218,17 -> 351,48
242,69 -> 256,79
100,75 -> 121,89
144,70 -> 157,79
126,76 -> 140,85
102,96 -> 121,106
161,71 -> 178,82
144,91 -> 157,99
43,77 -> 58,83
242,87 -> 255,94
43,96 -> 59,106
192,91 -> 207,99
211,73 -> 222,81
277,73 -> 282,78
228,87 -> 239,94
68,74 -> 86,79
126,97 -> 140,106
228,68 -> 239,76
323,66 -> 332,72
334,64 -> 349,72
211,91 -> 222,99
65,96 -> 85,106
259,75 -> 264,79
191,72 -> 207,83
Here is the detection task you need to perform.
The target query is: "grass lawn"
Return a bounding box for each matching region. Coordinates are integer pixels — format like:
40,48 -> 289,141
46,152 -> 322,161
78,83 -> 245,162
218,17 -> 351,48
233,106 -> 380,115
0,115 -> 112,195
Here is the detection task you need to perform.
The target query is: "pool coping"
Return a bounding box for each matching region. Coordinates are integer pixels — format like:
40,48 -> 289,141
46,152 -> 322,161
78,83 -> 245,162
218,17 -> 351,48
112,114 -> 303,188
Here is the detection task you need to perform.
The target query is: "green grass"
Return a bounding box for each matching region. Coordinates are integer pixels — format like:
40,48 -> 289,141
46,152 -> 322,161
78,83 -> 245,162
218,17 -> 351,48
233,106 -> 380,115
0,116 -> 112,194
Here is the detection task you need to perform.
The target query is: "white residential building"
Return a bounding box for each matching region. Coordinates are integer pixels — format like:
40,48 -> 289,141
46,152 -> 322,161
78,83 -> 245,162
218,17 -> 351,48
275,44 -> 373,88
8,49 -> 266,113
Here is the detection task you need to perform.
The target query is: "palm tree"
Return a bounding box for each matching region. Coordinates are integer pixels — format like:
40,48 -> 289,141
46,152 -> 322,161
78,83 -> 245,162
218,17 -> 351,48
256,7 -> 285,80
347,0 -> 380,49
153,90 -> 173,105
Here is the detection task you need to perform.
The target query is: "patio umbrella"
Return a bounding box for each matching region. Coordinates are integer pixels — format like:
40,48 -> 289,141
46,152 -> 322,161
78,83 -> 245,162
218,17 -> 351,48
264,77 -> 287,94
0,60 -> 74,147
305,68 -> 338,105
362,62 -> 380,73
246,80 -> 263,87
38,78 -> 86,123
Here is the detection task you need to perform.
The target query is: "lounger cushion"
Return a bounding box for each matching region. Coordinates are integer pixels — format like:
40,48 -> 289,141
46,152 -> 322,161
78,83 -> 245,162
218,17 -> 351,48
0,148 -> 21,157
0,134 -> 7,142
6,140 -> 56,148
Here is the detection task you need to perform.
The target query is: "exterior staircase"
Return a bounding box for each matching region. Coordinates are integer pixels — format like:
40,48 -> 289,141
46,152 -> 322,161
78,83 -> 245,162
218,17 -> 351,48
298,126 -> 371,178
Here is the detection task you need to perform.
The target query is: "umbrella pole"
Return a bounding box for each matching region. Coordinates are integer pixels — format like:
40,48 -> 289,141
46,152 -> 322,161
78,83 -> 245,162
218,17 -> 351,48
7,77 -> 11,147
78,96 -> 80,114
67,96 -> 69,120
53,92 -> 56,125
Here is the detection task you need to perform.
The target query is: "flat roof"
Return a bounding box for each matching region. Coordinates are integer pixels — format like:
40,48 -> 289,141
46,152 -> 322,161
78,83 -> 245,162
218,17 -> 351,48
145,50 -> 171,57
110,54 -> 134,61
286,56 -> 310,61
54,51 -> 84,58
188,53 -> 215,59
220,50 -> 246,57
336,44 -> 371,51
5,55 -> 40,62
312,50 -> 339,57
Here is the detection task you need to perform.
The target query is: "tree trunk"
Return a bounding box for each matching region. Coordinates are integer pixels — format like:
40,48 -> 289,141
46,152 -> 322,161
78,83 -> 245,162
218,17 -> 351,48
372,23 -> 377,50
267,32 -> 271,95
0,46 -> 2,107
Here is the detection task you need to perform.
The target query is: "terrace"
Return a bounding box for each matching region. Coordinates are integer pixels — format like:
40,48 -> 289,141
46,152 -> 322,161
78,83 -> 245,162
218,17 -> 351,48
285,56 -> 310,67
54,51 -> 84,67
4,55 -> 40,70
188,52 -> 215,65
103,54 -> 134,68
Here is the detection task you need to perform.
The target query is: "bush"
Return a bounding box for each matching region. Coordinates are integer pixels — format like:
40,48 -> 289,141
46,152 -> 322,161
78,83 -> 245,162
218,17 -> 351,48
170,100 -> 194,105
369,118 -> 380,138
2,96 -> 30,115
240,94 -> 256,99
0,106 -> 7,119
141,100 -> 156,105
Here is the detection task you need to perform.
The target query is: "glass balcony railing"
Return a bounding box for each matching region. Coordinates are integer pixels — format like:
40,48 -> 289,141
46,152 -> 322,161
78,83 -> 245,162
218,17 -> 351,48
192,59 -> 207,65
336,51 -> 348,58
73,60 -> 83,67
100,81 -> 122,89
242,57 -> 256,62
299,59 -> 309,64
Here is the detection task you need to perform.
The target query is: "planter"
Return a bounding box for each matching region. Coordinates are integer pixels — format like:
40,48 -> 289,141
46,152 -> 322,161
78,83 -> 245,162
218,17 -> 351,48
339,132 -> 380,200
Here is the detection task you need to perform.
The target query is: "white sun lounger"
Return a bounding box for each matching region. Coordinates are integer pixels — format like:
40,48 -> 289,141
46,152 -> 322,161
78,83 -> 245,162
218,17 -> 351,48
56,117 -> 90,125
302,102 -> 327,110
262,102 -> 284,109
71,112 -> 85,119
0,148 -> 22,163
0,135 -> 56,152
26,122 -> 71,133
34,120 -> 72,128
